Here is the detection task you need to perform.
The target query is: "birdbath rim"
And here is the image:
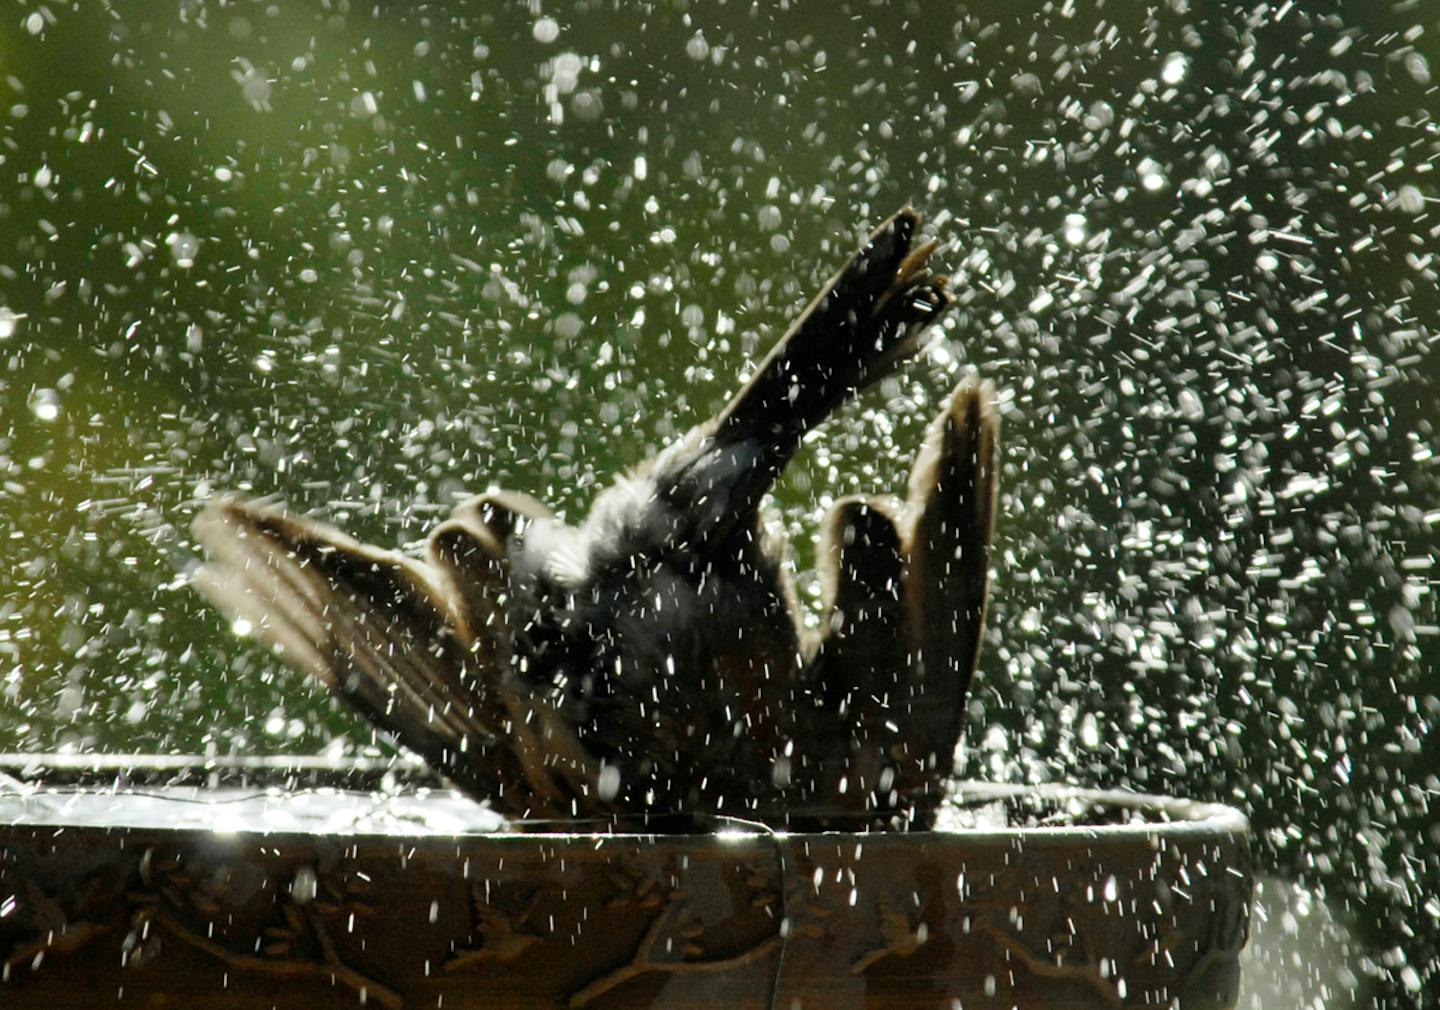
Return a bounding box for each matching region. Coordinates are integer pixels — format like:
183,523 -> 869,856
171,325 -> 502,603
0,752 -> 1248,842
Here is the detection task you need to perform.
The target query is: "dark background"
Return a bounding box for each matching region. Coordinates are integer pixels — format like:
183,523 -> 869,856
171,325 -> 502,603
1,2 -> 1435,1006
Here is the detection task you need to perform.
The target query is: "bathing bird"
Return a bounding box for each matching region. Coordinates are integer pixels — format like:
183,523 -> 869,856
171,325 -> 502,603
193,207 -> 998,829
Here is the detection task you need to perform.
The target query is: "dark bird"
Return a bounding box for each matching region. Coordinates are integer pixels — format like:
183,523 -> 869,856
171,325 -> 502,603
192,207 -> 998,829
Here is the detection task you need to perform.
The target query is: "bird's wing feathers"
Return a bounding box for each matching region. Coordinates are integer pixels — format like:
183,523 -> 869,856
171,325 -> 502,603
799,496 -> 909,818
896,377 -> 999,806
191,499 -> 594,816
425,513 -> 511,650
655,208 -> 954,541
800,378 -> 999,823
713,208 -> 952,456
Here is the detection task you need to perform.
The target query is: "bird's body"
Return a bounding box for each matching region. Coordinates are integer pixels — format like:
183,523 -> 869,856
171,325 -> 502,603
194,208 -> 998,828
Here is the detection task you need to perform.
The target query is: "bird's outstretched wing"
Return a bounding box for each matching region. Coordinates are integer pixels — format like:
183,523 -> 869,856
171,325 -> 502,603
800,377 -> 999,827
191,499 -> 597,818
899,377 -> 1000,805
799,495 -> 909,818
646,206 -> 954,548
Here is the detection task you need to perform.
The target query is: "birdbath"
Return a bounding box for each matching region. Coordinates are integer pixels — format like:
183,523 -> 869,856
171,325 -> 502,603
0,210 -> 1252,1005
0,755 -> 1251,1009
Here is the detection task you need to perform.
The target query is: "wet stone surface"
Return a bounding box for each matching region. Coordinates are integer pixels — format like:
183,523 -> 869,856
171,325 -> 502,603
0,777 -> 1250,1009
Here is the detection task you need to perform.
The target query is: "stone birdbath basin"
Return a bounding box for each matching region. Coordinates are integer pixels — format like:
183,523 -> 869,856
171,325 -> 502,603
0,754 -> 1251,1009
1,209 -> 1251,1008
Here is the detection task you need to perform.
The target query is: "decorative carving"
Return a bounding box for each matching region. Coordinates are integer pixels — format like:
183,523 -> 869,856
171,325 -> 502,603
971,879 -> 1126,1008
126,847 -> 401,1010
568,892 -> 781,1007
445,883 -> 545,970
980,918 -> 1125,1008
1148,862 -> 1251,991
0,782 -> 1253,1008
780,869 -> 835,942
851,893 -> 930,974
569,860 -> 782,1007
599,860 -> 672,912
0,869 -> 118,980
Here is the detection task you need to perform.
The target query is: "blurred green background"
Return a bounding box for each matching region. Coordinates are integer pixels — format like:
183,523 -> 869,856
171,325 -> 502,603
1,1 -> 1436,1005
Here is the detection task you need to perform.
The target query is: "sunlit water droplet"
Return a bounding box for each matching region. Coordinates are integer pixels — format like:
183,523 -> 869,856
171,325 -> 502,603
1080,712 -> 1101,749
1160,53 -> 1188,85
1138,157 -> 1166,191
166,231 -> 200,268
29,388 -> 60,422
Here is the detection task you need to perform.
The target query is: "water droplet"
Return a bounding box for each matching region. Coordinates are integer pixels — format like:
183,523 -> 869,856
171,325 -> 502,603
29,388 -> 60,422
